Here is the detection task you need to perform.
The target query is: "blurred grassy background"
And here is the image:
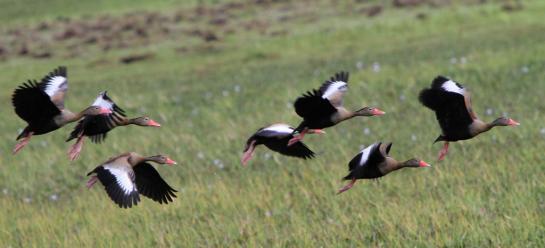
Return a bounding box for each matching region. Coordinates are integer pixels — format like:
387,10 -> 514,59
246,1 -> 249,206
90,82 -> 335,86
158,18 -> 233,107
0,0 -> 543,246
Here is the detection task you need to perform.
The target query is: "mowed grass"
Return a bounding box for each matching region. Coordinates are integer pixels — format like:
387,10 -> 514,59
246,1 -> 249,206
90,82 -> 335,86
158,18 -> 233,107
0,0 -> 544,246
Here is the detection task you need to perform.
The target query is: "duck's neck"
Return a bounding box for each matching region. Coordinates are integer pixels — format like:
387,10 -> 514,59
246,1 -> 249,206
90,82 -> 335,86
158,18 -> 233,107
384,159 -> 408,173
118,117 -> 133,126
470,119 -> 494,136
377,158 -> 400,175
335,107 -> 356,122
142,155 -> 162,164
128,153 -> 146,166
59,109 -> 82,124
397,160 -> 414,169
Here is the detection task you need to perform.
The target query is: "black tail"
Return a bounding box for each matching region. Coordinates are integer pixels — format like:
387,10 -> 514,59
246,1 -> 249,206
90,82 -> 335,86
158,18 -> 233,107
343,173 -> 354,180
66,119 -> 84,142
433,135 -> 446,143
66,134 -> 77,142
87,167 -> 100,176
16,127 -> 30,140
243,136 -> 255,152
293,121 -> 306,134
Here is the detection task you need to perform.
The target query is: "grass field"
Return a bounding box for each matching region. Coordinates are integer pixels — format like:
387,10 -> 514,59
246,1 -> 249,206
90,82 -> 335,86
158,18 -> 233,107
0,0 -> 544,246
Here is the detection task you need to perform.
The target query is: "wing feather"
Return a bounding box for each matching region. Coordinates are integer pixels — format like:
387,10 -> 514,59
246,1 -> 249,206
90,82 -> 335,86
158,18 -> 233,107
419,76 -> 474,136
133,163 -> 177,204
38,66 -> 68,109
319,71 -> 349,107
12,80 -> 61,125
294,89 -> 337,120
90,165 -> 140,208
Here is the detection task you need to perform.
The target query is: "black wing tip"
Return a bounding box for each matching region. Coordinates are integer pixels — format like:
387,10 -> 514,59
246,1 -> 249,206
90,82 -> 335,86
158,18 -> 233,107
284,139 -> 316,159
431,75 -> 450,88
12,79 -> 39,101
100,90 -> 111,100
304,153 -> 315,159
39,66 -> 67,87
100,91 -> 127,116
384,142 -> 393,155
55,66 -> 67,77
90,133 -> 107,143
297,89 -> 321,99
17,79 -> 39,89
48,66 -> 67,78
334,71 -> 349,82
324,71 -> 349,85
96,91 -> 113,103
116,191 -> 140,209
299,150 -> 316,160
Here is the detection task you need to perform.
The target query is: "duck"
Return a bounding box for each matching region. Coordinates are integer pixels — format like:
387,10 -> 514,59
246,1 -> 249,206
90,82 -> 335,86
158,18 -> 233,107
66,91 -> 161,161
288,71 -> 384,146
86,152 -> 177,208
338,142 -> 431,194
419,76 -> 519,161
11,66 -> 112,154
241,123 -> 324,166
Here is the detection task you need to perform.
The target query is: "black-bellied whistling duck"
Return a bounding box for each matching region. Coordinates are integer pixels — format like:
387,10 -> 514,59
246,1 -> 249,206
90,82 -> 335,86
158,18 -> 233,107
241,123 -> 324,166
66,91 -> 161,161
11,66 -> 112,154
288,71 -> 384,146
86,152 -> 177,208
338,142 -> 431,194
419,76 -> 520,161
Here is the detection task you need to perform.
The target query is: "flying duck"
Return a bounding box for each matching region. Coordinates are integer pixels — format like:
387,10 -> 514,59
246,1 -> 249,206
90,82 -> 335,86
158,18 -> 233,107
289,71 -> 384,146
11,66 -> 111,154
419,76 -> 519,161
66,91 -> 161,161
86,152 -> 177,208
242,123 -> 324,166
338,142 -> 431,194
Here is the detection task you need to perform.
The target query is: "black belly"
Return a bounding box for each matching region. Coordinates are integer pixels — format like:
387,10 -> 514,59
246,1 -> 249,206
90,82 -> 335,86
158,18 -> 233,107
355,165 -> 384,180
305,118 -> 335,129
29,120 -> 61,135
443,128 -> 472,142
346,164 -> 384,180
262,136 -> 296,154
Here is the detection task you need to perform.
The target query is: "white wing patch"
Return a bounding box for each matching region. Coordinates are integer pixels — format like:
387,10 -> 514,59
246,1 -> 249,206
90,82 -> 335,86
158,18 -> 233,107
442,80 -> 465,95
43,76 -> 67,97
92,92 -> 114,110
263,124 -> 293,134
321,81 -> 348,100
104,165 -> 136,195
358,143 -> 379,167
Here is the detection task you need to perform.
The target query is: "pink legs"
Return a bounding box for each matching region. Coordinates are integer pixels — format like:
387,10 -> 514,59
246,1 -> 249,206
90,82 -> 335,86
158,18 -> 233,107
438,142 -> 449,161
68,135 -> 85,161
13,132 -> 33,154
287,128 -> 311,146
287,128 -> 325,146
337,178 -> 357,194
241,140 -> 256,166
87,176 -> 98,189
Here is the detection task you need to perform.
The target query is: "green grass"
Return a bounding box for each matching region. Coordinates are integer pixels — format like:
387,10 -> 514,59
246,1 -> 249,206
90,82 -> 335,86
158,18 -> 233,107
0,0 -> 544,246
